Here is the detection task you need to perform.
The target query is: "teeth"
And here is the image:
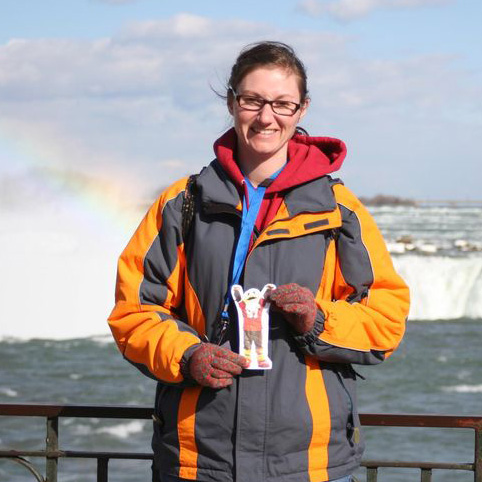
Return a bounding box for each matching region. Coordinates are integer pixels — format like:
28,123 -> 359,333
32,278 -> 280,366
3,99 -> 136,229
254,128 -> 276,134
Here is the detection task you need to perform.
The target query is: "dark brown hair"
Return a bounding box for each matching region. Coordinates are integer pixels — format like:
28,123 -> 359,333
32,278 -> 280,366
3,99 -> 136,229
227,41 -> 309,103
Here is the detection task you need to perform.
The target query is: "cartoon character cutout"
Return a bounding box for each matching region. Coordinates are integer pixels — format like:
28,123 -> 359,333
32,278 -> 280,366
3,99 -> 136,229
231,284 -> 276,370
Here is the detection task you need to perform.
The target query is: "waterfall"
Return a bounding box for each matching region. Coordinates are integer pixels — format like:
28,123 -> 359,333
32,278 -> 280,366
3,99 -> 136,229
393,255 -> 482,320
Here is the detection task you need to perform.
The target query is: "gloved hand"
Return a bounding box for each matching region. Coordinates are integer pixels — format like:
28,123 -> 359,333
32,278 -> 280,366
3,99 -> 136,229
186,343 -> 248,389
268,283 -> 317,334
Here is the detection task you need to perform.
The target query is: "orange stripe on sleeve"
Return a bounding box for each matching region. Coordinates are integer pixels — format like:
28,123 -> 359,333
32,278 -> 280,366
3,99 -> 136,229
316,237 -> 337,304
178,386 -> 202,480
108,178 -> 204,382
183,271 -> 206,338
317,184 -> 409,354
163,244 -> 185,311
305,357 -> 330,482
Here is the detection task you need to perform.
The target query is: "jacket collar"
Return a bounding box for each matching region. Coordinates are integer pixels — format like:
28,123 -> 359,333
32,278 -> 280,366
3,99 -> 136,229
283,176 -> 339,216
196,161 -> 339,216
196,160 -> 242,214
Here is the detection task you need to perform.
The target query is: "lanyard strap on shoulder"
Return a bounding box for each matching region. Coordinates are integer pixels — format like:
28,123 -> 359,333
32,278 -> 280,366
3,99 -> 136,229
231,179 -> 266,287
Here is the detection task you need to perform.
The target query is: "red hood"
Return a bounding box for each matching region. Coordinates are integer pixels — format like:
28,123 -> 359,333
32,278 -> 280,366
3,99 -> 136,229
213,127 -> 346,194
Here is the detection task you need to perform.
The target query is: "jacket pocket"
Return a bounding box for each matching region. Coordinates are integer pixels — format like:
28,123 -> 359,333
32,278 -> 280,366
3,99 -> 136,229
332,364 -> 359,450
154,383 -> 183,435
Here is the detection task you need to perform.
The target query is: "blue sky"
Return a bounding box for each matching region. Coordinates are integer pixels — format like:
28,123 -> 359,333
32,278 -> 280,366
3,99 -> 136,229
1,0 -> 481,201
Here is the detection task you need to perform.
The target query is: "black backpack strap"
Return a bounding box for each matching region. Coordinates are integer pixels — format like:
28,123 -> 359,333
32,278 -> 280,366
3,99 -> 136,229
181,174 -> 198,242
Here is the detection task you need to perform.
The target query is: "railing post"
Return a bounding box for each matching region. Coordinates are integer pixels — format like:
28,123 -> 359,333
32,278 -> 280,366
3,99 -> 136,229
45,416 -> 58,482
97,457 -> 109,482
421,468 -> 432,482
366,466 -> 378,482
475,425 -> 482,482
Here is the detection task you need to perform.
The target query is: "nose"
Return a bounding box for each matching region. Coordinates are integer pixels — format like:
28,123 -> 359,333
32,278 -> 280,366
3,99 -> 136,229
257,103 -> 275,124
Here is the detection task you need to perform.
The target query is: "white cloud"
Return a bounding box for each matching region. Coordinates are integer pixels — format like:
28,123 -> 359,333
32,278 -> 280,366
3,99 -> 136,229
0,13 -> 480,200
0,14 -> 276,192
298,0 -> 452,21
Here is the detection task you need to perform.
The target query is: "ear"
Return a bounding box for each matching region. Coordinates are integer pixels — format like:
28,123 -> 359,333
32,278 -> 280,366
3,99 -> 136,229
298,97 -> 310,121
227,89 -> 235,116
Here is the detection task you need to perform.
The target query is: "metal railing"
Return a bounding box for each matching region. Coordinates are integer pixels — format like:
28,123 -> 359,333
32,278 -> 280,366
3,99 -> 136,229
1,404 -> 481,481
359,413 -> 482,481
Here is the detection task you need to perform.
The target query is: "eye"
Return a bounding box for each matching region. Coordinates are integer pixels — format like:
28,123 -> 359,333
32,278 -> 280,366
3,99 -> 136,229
242,96 -> 264,107
272,101 -> 296,109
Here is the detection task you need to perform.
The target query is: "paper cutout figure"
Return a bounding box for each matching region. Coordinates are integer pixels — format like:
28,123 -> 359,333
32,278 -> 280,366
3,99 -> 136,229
231,284 -> 276,370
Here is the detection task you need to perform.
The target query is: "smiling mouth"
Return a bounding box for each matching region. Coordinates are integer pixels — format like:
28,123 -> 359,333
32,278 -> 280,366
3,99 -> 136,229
251,128 -> 277,135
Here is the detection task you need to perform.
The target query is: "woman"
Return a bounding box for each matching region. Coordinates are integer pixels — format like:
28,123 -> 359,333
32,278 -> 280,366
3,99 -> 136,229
108,41 -> 410,482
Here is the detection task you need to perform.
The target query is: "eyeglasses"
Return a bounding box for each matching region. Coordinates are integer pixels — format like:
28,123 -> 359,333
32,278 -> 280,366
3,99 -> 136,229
233,92 -> 302,116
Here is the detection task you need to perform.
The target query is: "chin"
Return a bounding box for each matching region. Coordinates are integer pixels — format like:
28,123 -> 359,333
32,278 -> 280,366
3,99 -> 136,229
249,145 -> 279,159
249,139 -> 281,153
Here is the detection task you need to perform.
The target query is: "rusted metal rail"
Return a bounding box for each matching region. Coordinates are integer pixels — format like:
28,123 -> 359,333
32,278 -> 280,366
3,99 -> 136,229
359,413 -> 482,481
1,404 -> 481,481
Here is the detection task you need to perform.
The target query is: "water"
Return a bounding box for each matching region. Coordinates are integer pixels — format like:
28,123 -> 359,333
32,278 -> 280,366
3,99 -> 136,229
0,336 -> 155,481
1,204 -> 482,481
369,204 -> 482,256
1,320 -> 481,481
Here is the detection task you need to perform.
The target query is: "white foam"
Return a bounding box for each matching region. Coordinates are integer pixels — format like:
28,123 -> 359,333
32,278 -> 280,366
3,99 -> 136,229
0,387 -> 18,397
442,384 -> 482,393
96,420 -> 146,439
0,208 -> 131,339
72,424 -> 95,436
90,334 -> 115,346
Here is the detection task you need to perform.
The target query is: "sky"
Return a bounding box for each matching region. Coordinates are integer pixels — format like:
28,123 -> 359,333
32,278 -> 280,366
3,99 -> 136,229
1,0 -> 481,203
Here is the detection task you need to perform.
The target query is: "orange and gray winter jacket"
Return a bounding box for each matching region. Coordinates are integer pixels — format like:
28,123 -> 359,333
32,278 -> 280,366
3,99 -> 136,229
108,129 -> 410,482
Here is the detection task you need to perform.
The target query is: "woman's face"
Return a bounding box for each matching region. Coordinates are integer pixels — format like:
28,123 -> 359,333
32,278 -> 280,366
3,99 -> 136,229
228,66 -> 308,166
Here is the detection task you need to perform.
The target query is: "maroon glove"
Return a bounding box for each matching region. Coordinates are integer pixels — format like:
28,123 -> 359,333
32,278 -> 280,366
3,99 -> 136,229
187,344 -> 248,389
268,283 -> 317,334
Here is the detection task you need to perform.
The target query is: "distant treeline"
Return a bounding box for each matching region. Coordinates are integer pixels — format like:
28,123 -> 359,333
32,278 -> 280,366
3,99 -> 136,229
359,194 -> 417,207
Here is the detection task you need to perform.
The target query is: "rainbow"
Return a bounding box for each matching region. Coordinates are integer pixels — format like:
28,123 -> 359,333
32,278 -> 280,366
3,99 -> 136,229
0,128 -> 143,235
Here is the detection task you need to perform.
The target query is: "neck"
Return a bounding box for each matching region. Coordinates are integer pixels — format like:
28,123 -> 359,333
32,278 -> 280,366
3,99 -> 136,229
238,155 -> 287,188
